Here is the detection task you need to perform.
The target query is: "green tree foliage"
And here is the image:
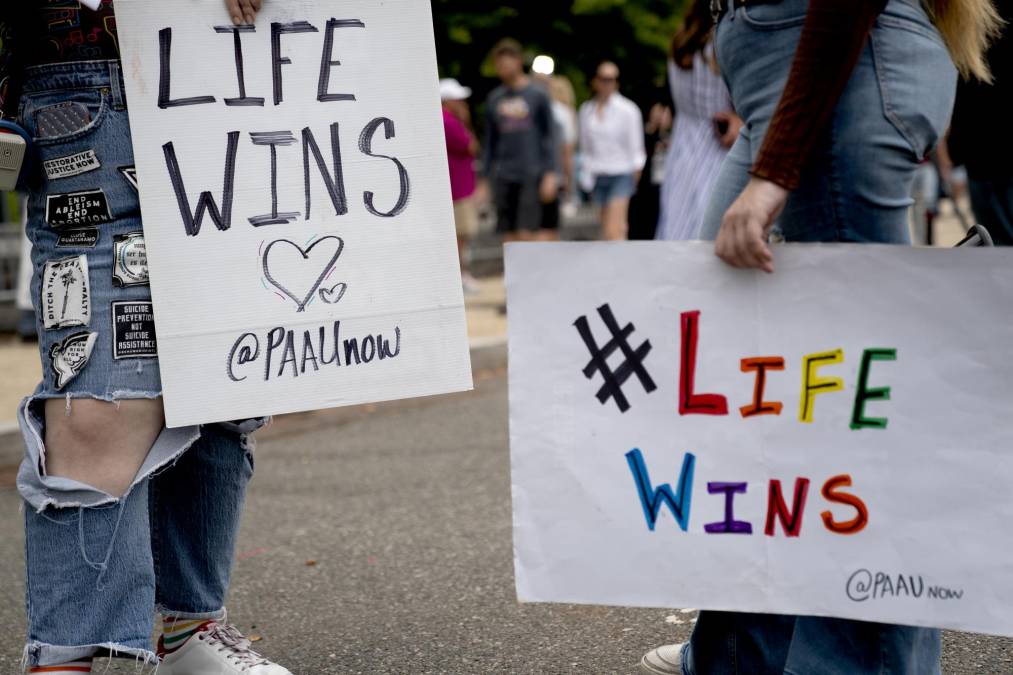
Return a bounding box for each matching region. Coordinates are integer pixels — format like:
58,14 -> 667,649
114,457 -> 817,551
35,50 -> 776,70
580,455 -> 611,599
432,0 -> 688,117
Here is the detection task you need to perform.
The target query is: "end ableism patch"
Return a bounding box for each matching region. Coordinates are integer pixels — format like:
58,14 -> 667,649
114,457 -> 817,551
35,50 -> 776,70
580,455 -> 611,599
114,0 -> 471,426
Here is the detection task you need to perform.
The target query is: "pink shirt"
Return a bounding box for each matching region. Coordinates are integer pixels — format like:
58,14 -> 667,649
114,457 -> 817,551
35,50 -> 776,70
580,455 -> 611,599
443,108 -> 476,201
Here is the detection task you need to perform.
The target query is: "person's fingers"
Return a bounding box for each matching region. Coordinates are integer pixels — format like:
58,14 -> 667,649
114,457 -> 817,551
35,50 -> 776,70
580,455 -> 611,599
748,230 -> 775,273
239,0 -> 257,23
225,0 -> 243,24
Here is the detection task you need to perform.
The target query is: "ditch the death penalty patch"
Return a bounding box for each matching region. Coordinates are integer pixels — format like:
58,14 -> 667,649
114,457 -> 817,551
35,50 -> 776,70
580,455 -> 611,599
112,301 -> 157,359
43,150 -> 101,180
50,331 -> 98,390
46,189 -> 112,228
42,255 -> 91,329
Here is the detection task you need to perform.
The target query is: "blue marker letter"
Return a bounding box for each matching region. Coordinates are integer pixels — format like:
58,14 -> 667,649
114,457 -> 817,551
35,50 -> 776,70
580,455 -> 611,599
625,449 -> 695,532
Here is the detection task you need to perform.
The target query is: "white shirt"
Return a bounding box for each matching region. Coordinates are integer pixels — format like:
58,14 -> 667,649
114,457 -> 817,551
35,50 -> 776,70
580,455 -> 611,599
578,93 -> 646,179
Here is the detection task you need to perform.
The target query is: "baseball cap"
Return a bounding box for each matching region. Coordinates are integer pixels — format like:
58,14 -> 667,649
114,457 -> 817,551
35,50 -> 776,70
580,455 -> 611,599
439,78 -> 472,101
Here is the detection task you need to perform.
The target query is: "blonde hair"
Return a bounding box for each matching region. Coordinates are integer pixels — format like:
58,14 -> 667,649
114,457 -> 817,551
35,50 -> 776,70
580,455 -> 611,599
924,0 -> 1004,81
548,75 -> 576,109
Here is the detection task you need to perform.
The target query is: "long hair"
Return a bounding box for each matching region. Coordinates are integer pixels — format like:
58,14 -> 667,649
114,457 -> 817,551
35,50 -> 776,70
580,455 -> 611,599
671,0 -> 715,70
924,0 -> 1003,81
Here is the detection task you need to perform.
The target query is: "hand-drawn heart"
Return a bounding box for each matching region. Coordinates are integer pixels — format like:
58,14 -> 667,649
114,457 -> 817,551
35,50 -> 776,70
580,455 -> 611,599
262,236 -> 344,312
319,282 -> 347,305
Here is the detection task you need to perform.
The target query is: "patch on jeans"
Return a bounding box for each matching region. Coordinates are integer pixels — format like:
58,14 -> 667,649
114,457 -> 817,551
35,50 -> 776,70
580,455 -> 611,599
43,150 -> 101,180
55,227 -> 100,248
42,255 -> 91,329
46,189 -> 112,228
112,301 -> 157,359
34,101 -> 92,139
50,331 -> 98,390
119,166 -> 139,191
112,232 -> 148,287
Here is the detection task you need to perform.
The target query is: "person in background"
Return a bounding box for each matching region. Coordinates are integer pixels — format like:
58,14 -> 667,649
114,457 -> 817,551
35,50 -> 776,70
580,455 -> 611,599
628,96 -> 673,240
441,77 -> 481,294
947,0 -> 1011,245
578,61 -> 646,240
1,1 -> 290,674
482,39 -> 558,243
545,75 -> 579,233
640,0 -> 1000,672
654,0 -> 741,242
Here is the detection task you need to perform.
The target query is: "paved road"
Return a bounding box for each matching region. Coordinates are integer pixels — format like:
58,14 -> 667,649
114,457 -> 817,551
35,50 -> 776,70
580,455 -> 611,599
0,371 -> 1010,674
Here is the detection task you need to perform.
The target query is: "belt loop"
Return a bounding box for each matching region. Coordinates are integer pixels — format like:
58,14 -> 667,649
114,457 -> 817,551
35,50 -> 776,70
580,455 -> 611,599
108,61 -> 126,111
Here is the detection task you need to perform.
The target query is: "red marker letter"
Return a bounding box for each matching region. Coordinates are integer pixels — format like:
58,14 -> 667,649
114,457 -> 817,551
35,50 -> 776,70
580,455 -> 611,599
821,474 -> 869,535
740,356 -> 785,417
679,310 -> 728,415
764,477 -> 810,537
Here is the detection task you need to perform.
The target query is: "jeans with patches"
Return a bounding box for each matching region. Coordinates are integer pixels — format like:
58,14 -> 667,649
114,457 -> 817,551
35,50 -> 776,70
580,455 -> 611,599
16,60 -> 263,667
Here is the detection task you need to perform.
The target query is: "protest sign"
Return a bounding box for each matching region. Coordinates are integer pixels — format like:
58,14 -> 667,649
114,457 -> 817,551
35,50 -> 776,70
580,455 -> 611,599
506,242 -> 1013,637
115,0 -> 472,427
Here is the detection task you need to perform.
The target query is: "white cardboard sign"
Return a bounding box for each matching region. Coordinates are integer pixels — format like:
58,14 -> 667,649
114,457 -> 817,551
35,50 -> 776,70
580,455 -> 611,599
116,0 -> 472,426
507,242 -> 1013,637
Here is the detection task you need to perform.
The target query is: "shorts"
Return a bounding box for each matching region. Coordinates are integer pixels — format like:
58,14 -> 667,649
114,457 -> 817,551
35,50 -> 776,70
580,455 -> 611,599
592,173 -> 636,206
453,195 -> 479,238
494,178 -> 542,233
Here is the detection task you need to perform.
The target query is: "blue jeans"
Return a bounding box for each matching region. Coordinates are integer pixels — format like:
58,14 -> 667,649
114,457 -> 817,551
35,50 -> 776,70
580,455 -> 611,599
688,0 -> 955,672
16,61 -> 264,667
592,173 -> 636,206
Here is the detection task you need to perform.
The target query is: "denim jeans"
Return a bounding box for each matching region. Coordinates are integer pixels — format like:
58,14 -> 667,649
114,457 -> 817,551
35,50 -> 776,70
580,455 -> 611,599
688,0 -> 955,672
16,60 -> 264,667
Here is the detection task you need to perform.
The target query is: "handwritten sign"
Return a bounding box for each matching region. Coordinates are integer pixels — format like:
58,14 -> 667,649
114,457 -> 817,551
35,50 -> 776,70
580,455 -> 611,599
116,0 -> 472,426
506,242 -> 1013,637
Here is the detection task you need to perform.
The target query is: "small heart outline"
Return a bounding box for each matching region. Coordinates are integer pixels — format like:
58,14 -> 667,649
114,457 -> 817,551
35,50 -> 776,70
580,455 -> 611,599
319,282 -> 347,305
262,236 -> 344,312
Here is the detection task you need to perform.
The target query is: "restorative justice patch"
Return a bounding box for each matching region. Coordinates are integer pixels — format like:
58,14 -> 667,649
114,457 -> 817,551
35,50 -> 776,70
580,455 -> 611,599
112,301 -> 157,359
46,189 -> 112,228
113,232 -> 148,287
43,150 -> 101,180
42,254 -> 90,329
50,331 -> 98,390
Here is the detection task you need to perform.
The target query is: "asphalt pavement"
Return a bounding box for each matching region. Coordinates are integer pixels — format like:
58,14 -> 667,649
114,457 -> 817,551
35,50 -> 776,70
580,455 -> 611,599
0,363 -> 1010,673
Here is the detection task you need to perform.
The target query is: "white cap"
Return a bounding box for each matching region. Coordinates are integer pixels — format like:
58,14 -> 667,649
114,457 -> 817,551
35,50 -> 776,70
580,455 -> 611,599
79,0 -> 102,10
439,78 -> 472,101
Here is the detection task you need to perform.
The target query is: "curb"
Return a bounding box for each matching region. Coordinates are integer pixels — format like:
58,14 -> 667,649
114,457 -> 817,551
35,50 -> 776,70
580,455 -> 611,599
0,338 -> 508,469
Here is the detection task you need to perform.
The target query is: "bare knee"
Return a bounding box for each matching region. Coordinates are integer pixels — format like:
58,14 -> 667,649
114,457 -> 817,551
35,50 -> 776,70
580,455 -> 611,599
43,398 -> 165,497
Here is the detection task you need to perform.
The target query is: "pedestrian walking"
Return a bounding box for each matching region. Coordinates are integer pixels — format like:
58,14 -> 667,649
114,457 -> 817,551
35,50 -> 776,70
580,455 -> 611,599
654,0 -> 741,242
640,0 -> 1001,672
947,0 -> 1012,245
481,39 -> 558,243
440,78 -> 482,293
628,95 -> 673,241
536,74 -> 579,240
1,2 -> 291,673
578,61 -> 646,241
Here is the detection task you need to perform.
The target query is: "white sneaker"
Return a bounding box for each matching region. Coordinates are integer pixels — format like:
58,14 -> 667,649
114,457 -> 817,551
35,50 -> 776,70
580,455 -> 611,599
640,642 -> 686,674
157,621 -> 292,674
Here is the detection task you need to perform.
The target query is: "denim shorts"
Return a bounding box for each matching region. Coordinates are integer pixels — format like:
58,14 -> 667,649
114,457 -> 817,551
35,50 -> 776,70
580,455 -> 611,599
591,173 -> 635,206
15,61 -> 203,512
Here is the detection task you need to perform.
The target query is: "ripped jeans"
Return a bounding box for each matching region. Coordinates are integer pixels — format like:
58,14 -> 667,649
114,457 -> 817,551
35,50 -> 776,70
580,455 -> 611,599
15,60 -> 265,667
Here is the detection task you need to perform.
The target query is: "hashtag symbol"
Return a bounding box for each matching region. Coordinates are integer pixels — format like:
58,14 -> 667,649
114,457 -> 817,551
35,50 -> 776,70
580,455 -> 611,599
573,303 -> 657,413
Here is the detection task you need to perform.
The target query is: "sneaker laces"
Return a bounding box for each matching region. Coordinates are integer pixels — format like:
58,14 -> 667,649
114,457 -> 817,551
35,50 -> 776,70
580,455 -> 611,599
197,622 -> 270,670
